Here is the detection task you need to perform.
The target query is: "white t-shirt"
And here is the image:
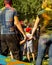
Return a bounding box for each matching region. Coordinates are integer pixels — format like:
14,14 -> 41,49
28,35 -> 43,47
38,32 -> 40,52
26,32 -> 32,47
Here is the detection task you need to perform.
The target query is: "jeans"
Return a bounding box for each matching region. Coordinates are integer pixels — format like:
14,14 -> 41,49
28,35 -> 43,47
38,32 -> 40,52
36,34 -> 52,65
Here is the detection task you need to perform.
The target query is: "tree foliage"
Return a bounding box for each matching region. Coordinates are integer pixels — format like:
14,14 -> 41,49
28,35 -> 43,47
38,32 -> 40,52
0,0 -> 42,20
12,0 -> 42,20
0,0 -> 3,8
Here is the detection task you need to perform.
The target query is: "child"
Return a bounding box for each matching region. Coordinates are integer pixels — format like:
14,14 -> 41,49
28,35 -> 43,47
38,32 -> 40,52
25,27 -> 35,62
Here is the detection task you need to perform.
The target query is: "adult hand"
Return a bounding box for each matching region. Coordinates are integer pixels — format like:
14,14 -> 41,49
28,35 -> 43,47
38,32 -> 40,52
27,35 -> 33,41
28,35 -> 36,41
20,35 -> 26,45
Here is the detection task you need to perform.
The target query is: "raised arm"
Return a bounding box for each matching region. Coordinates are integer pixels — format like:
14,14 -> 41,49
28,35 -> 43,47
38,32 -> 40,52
32,16 -> 40,36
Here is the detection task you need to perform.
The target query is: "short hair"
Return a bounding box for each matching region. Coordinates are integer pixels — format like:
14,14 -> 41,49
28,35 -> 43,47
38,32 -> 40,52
4,0 -> 12,5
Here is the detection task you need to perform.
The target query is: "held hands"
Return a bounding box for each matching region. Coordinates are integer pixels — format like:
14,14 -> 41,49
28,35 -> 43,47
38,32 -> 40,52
20,35 -> 26,45
27,35 -> 33,41
20,34 -> 36,44
27,35 -> 36,41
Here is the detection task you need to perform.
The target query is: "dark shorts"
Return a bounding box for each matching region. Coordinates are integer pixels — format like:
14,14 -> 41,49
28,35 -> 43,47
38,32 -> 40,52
1,34 -> 20,60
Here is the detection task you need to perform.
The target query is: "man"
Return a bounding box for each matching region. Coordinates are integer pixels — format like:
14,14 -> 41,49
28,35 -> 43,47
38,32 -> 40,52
30,0 -> 52,65
0,0 -> 26,60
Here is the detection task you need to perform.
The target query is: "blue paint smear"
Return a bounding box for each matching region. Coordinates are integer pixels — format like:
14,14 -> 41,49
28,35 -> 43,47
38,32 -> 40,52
0,55 -> 7,65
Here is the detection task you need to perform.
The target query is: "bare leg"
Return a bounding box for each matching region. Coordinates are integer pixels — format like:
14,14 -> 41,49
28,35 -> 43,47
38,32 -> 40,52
27,52 -> 30,61
10,51 -> 14,59
32,53 -> 35,61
